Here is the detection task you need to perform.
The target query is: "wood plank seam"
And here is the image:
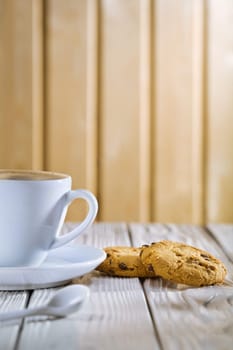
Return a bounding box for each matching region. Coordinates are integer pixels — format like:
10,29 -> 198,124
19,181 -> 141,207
12,290 -> 32,350
150,0 -> 156,222
202,0 -> 208,224
96,0 -> 102,221
129,223 -> 233,349
42,0 -> 47,171
139,0 -> 152,221
192,0 -> 205,224
86,0 -> 99,197
127,223 -> 164,350
15,223 -> 159,350
205,225 -> 233,264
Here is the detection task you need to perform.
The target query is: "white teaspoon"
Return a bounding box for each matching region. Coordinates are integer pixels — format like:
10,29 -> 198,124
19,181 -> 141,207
0,285 -> 89,322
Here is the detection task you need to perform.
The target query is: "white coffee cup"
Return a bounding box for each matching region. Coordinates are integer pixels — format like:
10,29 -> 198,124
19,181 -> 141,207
0,169 -> 98,267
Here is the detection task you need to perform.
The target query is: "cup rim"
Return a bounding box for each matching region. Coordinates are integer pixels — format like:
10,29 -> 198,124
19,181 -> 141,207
0,169 -> 70,181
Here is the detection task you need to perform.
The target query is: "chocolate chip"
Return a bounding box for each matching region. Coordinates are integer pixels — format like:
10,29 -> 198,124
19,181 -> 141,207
175,252 -> 182,257
119,262 -> 128,270
207,265 -> 216,271
200,254 -> 210,261
148,264 -> 154,272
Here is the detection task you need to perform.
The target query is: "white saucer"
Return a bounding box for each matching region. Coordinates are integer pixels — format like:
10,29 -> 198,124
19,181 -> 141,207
0,245 -> 106,290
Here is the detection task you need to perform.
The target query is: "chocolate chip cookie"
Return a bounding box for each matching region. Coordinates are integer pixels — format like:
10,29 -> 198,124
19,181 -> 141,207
140,240 -> 227,286
96,246 -> 156,277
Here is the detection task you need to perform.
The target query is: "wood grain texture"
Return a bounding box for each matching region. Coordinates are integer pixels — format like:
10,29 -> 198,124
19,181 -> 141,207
208,224 -> 233,262
1,223 -> 233,349
1,1 -> 233,223
206,0 -> 233,222
45,0 -> 98,220
17,223 -> 159,350
0,291 -> 29,350
99,0 -> 151,221
129,223 -> 233,350
144,277 -> 233,350
152,0 -> 204,223
0,0 -> 43,170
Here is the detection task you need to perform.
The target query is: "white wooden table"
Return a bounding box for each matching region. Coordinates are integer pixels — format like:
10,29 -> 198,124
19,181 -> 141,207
0,223 -> 233,350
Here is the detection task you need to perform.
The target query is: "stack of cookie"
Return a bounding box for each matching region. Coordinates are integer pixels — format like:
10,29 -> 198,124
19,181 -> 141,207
96,240 -> 227,287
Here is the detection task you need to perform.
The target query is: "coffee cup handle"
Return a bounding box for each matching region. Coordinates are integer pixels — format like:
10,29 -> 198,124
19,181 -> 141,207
50,189 -> 98,249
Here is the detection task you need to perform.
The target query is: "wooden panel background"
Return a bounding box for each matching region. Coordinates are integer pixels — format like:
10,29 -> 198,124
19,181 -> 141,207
0,0 -> 232,223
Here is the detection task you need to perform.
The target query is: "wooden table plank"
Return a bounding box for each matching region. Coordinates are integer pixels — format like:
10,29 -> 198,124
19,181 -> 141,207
129,223 -> 233,350
0,291 -> 29,350
17,223 -> 159,350
2,223 -> 232,350
207,224 -> 233,262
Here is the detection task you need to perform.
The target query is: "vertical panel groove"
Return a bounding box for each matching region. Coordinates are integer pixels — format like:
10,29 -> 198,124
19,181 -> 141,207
202,0 -> 208,224
42,0 -> 47,171
96,0 -> 102,220
151,0 -> 156,221
32,0 -> 44,170
206,0 -> 233,222
191,0 -> 205,224
86,0 -> 99,195
139,0 -> 152,221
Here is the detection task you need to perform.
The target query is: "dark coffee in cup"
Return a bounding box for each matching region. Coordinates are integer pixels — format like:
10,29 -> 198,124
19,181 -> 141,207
0,170 -> 67,181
